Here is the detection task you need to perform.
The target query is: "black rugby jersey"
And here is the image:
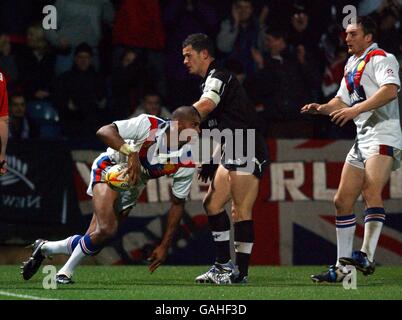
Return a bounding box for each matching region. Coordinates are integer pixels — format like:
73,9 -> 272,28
199,61 -> 257,131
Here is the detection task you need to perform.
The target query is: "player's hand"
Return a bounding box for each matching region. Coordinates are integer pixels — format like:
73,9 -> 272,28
148,244 -> 168,273
300,103 -> 322,114
198,162 -> 218,183
330,105 -> 360,127
127,152 -> 140,186
0,160 -> 7,176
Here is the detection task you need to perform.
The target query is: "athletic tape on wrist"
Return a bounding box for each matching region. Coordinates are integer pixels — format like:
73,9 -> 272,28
119,143 -> 135,156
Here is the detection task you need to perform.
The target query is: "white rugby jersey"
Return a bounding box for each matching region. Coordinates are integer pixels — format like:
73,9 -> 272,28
103,114 -> 196,200
336,43 -> 402,149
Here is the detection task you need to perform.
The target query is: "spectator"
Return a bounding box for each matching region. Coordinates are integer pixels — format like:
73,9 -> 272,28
216,0 -> 262,74
17,24 -> 55,101
45,0 -> 114,75
246,28 -> 320,137
163,0 -> 218,107
8,93 -> 38,139
131,92 -> 172,119
112,0 -> 166,96
359,0 -> 402,16
321,46 -> 348,99
376,8 -> 401,55
0,0 -> 36,40
54,43 -> 107,138
0,34 -> 18,89
111,49 -> 149,120
287,4 -> 321,59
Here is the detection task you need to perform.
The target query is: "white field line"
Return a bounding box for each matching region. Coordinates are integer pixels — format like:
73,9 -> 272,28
0,290 -> 59,300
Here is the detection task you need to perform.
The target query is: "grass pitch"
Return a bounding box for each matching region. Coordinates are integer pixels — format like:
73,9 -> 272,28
0,265 -> 401,300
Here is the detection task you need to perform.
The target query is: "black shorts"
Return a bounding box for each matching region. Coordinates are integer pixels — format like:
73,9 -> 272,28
221,132 -> 269,179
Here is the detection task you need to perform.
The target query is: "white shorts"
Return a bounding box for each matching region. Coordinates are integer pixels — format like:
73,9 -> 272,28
87,153 -> 147,215
345,143 -> 401,171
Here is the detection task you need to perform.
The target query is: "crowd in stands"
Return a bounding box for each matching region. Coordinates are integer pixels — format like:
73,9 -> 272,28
0,0 -> 401,141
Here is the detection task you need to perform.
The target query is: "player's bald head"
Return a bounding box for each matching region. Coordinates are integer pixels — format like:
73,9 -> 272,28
172,106 -> 201,122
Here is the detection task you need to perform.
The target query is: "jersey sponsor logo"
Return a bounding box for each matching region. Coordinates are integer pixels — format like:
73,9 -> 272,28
386,68 -> 394,75
0,156 -> 35,190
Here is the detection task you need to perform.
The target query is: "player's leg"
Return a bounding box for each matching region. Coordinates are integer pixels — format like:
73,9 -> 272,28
333,162 -> 365,264
311,162 -> 364,283
39,215 -> 97,258
195,165 -> 232,283
203,164 -> 232,263
56,183 -> 119,283
352,154 -> 393,274
230,171 -> 259,283
20,214 -> 97,281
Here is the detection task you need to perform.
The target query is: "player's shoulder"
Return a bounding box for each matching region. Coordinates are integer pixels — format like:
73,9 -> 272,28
370,48 -> 398,65
127,114 -> 166,128
207,65 -> 232,83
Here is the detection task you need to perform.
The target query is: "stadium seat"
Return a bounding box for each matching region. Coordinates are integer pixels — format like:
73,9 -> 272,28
27,100 -> 62,139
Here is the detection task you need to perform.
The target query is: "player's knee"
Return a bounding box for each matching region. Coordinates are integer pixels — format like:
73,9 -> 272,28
231,204 -> 251,221
333,193 -> 352,212
202,197 -> 223,215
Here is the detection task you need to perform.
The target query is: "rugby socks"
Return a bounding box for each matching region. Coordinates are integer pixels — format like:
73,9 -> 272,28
57,235 -> 101,277
208,211 -> 231,264
234,220 -> 254,279
41,235 -> 82,256
361,207 -> 386,262
335,214 -> 356,266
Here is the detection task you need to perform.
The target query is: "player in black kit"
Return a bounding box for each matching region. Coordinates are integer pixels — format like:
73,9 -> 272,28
182,33 -> 268,284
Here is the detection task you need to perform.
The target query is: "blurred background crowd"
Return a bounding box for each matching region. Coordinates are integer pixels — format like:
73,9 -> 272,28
0,0 -> 401,142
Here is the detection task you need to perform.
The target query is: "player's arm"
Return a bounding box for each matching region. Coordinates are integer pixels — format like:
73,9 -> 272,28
354,84 -> 398,113
0,115 -> 9,175
301,97 -> 348,116
331,84 -> 399,127
0,73 -> 9,175
193,97 -> 217,120
96,123 -> 140,185
148,195 -> 186,273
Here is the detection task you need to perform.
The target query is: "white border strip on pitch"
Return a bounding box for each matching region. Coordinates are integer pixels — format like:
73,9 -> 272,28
0,290 -> 59,300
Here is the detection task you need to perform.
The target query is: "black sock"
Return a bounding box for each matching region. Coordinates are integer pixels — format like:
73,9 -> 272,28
234,220 -> 254,279
208,211 -> 231,264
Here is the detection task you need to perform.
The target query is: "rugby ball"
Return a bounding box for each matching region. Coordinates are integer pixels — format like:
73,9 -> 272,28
105,163 -> 130,191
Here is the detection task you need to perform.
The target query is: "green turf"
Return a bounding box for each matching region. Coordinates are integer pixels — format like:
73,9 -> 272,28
0,265 -> 401,300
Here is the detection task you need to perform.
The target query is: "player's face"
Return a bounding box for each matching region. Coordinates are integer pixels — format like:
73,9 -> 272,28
178,117 -> 201,144
345,24 -> 372,57
183,45 -> 203,76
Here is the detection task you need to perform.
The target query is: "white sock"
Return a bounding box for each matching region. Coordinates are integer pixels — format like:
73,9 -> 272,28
41,235 -> 81,256
335,214 -> 356,267
57,243 -> 86,277
361,221 -> 383,262
361,208 -> 386,262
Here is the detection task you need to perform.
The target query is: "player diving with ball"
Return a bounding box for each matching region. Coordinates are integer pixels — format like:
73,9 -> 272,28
21,106 -> 201,284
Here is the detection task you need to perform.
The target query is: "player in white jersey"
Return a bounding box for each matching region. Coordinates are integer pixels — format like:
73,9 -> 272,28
21,107 -> 201,284
301,16 -> 401,283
